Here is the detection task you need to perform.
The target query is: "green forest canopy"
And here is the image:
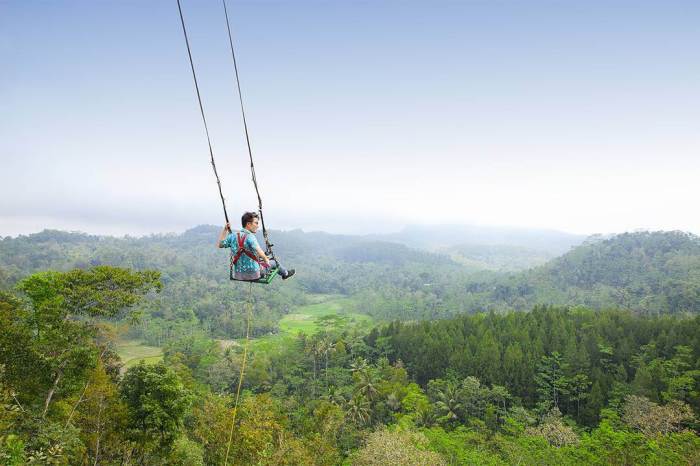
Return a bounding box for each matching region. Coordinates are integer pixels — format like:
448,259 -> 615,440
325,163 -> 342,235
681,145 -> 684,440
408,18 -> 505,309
0,227 -> 699,463
1,265 -> 699,464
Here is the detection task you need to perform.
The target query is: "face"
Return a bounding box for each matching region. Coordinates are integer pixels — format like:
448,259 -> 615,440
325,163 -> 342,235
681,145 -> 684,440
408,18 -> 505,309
245,217 -> 260,233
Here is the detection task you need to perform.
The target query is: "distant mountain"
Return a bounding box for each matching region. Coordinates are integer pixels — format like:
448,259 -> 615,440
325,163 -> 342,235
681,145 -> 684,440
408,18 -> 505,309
3,228 -> 698,320
0,226 -> 465,291
445,243 -> 557,272
367,224 -> 586,255
482,231 -> 700,314
0,226 -> 471,339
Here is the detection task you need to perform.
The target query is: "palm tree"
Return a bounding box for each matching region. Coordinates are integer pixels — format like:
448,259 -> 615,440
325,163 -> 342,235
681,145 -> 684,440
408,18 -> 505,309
435,383 -> 462,424
321,338 -> 336,383
355,367 -> 379,402
350,357 -> 368,374
321,386 -> 346,407
305,339 -> 325,397
414,407 -> 437,427
345,394 -> 371,426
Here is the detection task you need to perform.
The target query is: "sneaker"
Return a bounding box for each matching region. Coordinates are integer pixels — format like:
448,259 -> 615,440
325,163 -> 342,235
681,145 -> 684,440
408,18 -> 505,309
282,268 -> 296,280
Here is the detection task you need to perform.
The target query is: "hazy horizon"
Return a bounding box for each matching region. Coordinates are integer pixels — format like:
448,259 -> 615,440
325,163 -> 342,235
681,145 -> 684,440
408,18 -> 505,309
3,1 -> 699,238
3,220 -> 693,242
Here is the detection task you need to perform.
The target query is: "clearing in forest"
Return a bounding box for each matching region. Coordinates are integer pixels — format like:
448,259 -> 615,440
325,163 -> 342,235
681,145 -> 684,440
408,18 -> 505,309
116,339 -> 164,369
250,297 -> 374,353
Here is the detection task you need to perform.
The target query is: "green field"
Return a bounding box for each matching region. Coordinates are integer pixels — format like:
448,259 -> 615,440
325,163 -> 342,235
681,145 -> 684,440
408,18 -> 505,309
116,340 -> 163,369
118,297 -> 373,361
248,297 -> 373,353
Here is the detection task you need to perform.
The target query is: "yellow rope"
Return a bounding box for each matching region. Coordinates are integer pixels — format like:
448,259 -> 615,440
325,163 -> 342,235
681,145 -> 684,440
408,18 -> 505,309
224,282 -> 253,465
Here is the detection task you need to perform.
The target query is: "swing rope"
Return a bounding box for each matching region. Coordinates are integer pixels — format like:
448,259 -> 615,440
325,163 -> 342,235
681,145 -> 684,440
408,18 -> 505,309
224,282 -> 253,466
175,0 -> 230,224
221,0 -> 274,254
175,2 -> 256,462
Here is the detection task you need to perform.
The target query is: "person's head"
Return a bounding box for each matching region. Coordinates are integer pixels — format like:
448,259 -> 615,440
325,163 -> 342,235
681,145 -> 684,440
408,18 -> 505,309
241,211 -> 260,232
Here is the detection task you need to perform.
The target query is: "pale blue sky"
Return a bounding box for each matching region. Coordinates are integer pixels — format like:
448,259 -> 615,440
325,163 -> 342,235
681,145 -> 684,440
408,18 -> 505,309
2,0 -> 699,236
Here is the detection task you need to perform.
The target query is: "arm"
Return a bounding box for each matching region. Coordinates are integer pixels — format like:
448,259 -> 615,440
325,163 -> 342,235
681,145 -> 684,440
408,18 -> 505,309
255,246 -> 270,265
217,223 -> 231,249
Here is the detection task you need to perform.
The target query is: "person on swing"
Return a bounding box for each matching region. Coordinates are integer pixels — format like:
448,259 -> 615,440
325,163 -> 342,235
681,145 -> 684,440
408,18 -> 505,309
217,211 -> 295,281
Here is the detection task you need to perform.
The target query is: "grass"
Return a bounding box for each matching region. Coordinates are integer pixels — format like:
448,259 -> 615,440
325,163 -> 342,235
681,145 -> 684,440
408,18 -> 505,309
115,296 -> 374,361
247,297 -> 373,354
116,340 -> 163,369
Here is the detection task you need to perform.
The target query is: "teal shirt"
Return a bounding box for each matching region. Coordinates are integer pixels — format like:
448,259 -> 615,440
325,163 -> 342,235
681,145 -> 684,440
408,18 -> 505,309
220,229 -> 261,277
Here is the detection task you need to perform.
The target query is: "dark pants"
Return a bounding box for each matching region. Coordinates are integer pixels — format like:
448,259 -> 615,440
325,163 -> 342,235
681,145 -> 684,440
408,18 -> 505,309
263,259 -> 288,277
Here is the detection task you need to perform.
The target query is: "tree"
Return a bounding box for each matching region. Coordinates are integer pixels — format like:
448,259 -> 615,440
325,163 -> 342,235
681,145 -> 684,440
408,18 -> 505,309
488,384 -> 512,422
459,376 -> 488,420
525,408 -> 579,447
0,267 -> 160,418
621,395 -> 695,436
567,373 -> 591,421
345,394 -> 371,426
187,394 -> 229,464
167,435 -> 204,466
351,429 -> 447,466
73,360 -> 127,465
534,352 -> 569,413
213,393 -> 319,465
120,362 -> 192,453
662,346 -> 700,404
434,381 -> 462,426
353,365 -> 379,402
0,364 -> 24,465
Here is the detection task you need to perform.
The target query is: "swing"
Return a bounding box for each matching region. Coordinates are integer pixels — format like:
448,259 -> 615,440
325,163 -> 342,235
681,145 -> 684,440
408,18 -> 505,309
177,0 -> 286,285
229,231 -> 280,284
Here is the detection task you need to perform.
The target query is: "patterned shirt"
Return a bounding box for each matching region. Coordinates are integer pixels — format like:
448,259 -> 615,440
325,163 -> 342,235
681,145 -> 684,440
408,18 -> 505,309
220,228 -> 261,280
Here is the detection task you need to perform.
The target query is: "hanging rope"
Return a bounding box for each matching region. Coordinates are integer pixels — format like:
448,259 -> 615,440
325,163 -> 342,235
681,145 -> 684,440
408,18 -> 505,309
175,5 -> 269,460
221,0 -> 274,254
224,282 -> 254,466
176,0 -> 230,224
175,6 -> 254,459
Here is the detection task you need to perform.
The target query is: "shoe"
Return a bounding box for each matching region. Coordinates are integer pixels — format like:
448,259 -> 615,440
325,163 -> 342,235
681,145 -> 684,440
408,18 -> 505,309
282,269 -> 296,280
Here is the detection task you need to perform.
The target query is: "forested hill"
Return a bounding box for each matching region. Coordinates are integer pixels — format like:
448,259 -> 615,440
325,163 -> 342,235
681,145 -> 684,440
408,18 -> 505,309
483,231 -> 700,314
3,228 -> 700,462
0,226 -> 465,289
2,228 -> 699,323
0,227 -> 473,339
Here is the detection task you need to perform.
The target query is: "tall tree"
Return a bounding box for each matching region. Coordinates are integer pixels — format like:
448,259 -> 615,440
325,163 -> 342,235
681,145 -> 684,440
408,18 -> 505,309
534,352 -> 569,413
120,362 -> 191,456
0,267 -> 160,417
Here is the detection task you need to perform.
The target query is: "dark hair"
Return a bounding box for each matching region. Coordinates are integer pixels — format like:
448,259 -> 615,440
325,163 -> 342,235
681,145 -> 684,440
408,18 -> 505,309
241,211 -> 259,228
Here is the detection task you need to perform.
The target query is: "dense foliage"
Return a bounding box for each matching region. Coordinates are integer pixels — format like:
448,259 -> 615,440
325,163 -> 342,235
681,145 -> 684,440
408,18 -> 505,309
2,229 -> 700,340
0,227 -> 471,343
489,231 -> 700,313
1,228 -> 699,462
372,306 -> 700,424
1,261 -> 699,463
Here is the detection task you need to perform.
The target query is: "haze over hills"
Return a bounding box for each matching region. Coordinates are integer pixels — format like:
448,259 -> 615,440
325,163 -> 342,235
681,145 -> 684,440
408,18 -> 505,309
2,226 -> 700,464
0,222 -> 583,279
364,224 -> 587,271
367,224 -> 587,254
468,230 -> 700,314
2,226 -> 699,318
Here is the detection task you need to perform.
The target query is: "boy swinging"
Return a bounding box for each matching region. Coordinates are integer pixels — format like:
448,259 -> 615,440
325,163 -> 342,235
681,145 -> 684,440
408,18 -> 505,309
217,211 -> 295,282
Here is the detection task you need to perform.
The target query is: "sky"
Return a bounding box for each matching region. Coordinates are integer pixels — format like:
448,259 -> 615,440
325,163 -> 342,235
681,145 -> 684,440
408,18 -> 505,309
2,0 -> 699,237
